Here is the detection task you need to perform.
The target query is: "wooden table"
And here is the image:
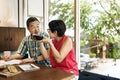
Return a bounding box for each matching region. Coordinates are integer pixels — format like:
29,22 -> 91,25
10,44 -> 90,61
0,64 -> 75,80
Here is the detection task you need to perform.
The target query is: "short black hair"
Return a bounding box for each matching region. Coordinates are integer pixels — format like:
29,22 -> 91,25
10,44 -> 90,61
26,17 -> 40,28
48,20 -> 66,37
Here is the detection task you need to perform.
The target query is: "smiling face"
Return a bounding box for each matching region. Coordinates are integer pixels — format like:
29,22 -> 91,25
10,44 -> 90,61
27,21 -> 40,35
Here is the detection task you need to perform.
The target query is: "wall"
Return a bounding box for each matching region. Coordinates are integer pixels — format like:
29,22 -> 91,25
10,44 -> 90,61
0,0 -> 44,31
23,0 -> 44,36
0,0 -> 18,27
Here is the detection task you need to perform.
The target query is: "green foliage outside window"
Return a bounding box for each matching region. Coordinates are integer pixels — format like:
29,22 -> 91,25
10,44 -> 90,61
80,0 -> 120,59
49,0 -> 74,29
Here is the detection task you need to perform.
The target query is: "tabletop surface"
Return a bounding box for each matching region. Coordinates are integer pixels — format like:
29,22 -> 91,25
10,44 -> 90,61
0,63 -> 75,80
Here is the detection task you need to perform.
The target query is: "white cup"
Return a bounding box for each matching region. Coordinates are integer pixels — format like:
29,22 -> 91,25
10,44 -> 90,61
3,51 -> 11,60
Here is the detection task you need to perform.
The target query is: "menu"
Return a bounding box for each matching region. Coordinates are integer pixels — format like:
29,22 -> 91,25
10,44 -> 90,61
18,64 -> 40,72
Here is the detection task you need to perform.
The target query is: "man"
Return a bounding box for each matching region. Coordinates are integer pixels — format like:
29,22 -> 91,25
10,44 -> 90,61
2,17 -> 50,67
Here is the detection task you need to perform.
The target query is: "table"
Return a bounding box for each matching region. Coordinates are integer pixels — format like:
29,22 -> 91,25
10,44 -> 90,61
81,58 -> 98,70
0,63 -> 75,80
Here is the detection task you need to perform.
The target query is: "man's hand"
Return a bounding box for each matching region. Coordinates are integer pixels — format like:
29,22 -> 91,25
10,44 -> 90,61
21,58 -> 35,63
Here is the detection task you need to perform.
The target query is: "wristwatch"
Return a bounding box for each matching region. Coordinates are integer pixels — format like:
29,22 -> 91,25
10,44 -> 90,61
34,57 -> 38,63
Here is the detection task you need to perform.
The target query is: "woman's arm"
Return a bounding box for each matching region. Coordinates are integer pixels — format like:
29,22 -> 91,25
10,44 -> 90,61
50,37 -> 72,63
39,42 -> 50,59
40,37 -> 73,63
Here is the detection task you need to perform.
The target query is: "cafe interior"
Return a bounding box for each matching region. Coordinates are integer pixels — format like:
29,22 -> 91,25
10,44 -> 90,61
0,0 -> 81,80
0,0 -> 119,80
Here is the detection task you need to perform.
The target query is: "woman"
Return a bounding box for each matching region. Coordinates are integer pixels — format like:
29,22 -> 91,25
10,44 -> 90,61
39,20 -> 79,79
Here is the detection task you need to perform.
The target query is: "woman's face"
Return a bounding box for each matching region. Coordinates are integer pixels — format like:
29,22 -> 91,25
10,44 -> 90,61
47,29 -> 56,39
28,21 -> 40,35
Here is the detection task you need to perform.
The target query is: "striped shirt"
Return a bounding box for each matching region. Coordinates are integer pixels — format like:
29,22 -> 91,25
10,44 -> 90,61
16,31 -> 50,66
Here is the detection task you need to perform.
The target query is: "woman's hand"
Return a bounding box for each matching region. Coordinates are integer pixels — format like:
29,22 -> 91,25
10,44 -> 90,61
37,36 -> 52,44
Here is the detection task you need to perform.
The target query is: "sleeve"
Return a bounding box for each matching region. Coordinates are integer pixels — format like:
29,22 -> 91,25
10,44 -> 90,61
16,37 -> 28,58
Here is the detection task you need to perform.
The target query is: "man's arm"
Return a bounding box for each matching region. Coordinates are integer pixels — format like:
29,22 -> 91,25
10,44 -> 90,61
10,53 -> 22,59
2,53 -> 22,60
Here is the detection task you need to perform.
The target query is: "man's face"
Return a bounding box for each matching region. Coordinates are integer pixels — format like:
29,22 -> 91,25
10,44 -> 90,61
27,21 -> 40,35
